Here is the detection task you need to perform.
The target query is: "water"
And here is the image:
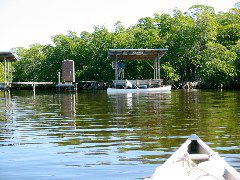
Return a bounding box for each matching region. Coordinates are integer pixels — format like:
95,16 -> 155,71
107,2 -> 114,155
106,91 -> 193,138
0,90 -> 240,179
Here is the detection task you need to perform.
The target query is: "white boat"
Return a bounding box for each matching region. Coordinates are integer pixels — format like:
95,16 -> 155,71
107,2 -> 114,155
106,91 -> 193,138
146,134 -> 240,180
107,85 -> 171,94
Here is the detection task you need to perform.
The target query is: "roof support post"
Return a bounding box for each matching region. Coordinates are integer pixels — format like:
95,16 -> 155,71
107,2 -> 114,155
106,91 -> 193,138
114,55 -> 118,81
7,61 -> 10,85
157,54 -> 161,80
10,64 -> 13,84
4,58 -> 6,86
153,59 -> 157,79
154,57 -> 159,80
154,54 -> 161,80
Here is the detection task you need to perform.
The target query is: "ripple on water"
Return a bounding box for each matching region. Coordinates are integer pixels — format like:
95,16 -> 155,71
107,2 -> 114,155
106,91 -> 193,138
0,90 -> 240,178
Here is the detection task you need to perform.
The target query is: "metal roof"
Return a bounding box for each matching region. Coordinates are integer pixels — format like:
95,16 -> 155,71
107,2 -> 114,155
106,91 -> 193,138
108,49 -> 168,60
0,52 -> 17,62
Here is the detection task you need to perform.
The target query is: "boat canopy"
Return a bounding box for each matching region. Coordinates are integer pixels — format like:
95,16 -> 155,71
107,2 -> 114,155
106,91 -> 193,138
108,49 -> 168,61
108,49 -> 168,80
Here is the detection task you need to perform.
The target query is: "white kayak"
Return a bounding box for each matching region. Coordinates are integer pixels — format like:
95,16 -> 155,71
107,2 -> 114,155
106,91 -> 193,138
146,134 -> 240,180
107,85 -> 171,94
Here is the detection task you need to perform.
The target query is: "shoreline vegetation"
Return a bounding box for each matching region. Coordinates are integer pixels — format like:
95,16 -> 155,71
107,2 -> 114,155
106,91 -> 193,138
2,4 -> 240,89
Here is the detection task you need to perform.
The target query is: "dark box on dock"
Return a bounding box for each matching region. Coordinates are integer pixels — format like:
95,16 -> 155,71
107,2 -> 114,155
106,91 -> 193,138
62,60 -> 75,83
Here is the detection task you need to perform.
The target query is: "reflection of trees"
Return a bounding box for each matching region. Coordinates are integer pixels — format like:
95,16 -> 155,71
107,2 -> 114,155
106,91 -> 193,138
0,91 -> 79,146
106,90 -> 240,167
170,90 -> 240,142
0,91 -> 14,145
107,92 -> 174,161
0,90 -> 239,169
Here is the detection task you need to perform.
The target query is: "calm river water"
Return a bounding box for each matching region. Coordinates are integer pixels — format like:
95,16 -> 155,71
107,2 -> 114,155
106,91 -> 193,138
0,90 -> 240,179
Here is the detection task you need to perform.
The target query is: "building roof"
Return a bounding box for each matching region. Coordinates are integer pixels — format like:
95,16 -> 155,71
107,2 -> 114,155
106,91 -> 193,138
108,49 -> 168,60
0,52 -> 17,62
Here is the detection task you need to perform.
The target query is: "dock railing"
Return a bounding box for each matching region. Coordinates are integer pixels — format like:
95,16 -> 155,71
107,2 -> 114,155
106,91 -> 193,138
113,79 -> 163,88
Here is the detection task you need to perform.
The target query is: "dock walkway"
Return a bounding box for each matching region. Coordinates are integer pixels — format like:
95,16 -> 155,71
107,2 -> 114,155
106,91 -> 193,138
10,82 -> 55,91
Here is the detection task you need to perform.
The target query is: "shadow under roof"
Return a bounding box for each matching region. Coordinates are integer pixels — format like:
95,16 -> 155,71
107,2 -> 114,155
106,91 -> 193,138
108,49 -> 168,60
0,52 -> 17,62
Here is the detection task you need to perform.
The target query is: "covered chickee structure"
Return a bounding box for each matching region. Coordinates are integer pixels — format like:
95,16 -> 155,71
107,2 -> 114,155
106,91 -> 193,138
108,49 -> 168,88
0,52 -> 17,90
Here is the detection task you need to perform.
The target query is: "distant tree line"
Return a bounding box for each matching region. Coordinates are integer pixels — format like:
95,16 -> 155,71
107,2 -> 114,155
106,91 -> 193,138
11,4 -> 240,88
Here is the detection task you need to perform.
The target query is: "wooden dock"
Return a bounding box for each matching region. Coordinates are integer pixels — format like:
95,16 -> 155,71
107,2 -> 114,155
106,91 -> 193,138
10,82 -> 55,91
11,82 -> 54,85
0,81 -> 109,91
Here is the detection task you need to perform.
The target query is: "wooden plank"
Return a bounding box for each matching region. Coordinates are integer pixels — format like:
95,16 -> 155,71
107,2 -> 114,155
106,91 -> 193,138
113,79 -> 163,86
11,82 -> 55,85
78,81 -> 98,83
56,84 -> 75,87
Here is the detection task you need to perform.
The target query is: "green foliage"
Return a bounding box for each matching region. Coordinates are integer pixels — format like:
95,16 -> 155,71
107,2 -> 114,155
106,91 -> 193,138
11,4 -> 240,88
13,44 -> 46,82
161,62 -> 180,83
216,8 -> 240,47
199,42 -> 237,86
231,40 -> 240,79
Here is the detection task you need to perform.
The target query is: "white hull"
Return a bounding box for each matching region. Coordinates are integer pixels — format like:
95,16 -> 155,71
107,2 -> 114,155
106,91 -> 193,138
107,85 -> 171,94
146,134 -> 240,180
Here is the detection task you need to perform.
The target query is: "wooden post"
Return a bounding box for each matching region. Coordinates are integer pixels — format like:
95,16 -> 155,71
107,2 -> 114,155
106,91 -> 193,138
74,83 -> 77,91
32,83 -> 36,91
7,61 -> 10,85
114,55 -> 118,87
115,55 -> 118,81
4,58 -> 6,86
154,55 -> 161,80
156,56 -> 158,79
32,83 -> 36,97
58,72 -> 61,85
10,64 -> 12,84
157,57 -> 160,79
57,72 -> 61,91
153,60 -> 156,79
156,59 -> 158,79
157,54 -> 161,80
154,58 -> 157,80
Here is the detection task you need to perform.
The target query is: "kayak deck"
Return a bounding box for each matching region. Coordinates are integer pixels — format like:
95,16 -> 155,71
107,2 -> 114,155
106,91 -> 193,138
146,134 -> 240,180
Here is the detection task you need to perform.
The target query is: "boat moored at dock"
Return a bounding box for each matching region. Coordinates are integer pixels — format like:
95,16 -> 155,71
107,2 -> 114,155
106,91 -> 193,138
107,85 -> 171,94
107,49 -> 171,94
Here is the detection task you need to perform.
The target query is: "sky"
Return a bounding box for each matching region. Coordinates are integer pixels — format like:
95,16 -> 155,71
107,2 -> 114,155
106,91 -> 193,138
0,0 -> 239,51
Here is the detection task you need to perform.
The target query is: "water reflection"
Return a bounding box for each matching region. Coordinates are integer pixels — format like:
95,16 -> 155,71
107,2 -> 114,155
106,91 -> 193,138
108,92 -> 171,115
0,90 -> 13,121
58,93 -> 77,118
0,90 -> 239,179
